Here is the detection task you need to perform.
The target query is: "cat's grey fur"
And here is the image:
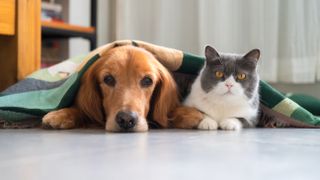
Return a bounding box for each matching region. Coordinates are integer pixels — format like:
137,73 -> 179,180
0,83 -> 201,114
184,46 -> 260,130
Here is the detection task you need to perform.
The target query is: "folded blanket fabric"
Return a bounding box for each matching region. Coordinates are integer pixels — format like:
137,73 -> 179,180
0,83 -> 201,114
285,93 -> 320,116
0,40 -> 319,128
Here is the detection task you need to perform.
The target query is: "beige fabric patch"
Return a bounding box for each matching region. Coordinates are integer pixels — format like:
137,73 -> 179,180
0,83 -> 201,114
273,98 -> 300,117
75,40 -> 184,72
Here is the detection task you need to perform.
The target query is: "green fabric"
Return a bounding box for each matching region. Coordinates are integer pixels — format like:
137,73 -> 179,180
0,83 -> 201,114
0,110 -> 38,121
179,53 -> 205,74
259,81 -> 285,108
0,40 -> 320,128
0,54 -> 100,124
0,74 -> 78,112
286,93 -> 320,116
291,108 -> 320,126
259,81 -> 320,126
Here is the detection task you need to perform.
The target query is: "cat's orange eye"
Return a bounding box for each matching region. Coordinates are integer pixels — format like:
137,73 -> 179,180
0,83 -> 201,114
215,71 -> 224,78
237,73 -> 246,80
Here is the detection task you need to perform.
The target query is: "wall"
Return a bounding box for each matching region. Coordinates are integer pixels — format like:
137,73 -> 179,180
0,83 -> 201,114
97,0 -> 112,46
68,0 -> 90,57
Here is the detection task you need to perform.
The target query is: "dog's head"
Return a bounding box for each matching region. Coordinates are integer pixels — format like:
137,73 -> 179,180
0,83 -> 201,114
76,46 -> 179,132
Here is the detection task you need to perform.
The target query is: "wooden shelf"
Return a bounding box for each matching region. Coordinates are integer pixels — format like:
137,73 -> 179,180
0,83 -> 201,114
41,0 -> 97,51
42,21 -> 95,33
41,20 -> 95,39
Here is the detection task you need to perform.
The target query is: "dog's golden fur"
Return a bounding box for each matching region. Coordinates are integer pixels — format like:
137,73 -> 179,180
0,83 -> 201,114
170,106 -> 204,129
42,46 -> 180,132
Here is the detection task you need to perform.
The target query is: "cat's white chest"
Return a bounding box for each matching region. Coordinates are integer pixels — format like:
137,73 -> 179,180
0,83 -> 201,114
184,78 -> 256,122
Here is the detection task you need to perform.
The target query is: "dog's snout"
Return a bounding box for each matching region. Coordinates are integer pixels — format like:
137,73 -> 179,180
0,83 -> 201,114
115,111 -> 138,130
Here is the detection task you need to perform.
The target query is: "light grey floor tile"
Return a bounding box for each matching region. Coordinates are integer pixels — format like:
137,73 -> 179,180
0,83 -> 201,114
0,129 -> 319,180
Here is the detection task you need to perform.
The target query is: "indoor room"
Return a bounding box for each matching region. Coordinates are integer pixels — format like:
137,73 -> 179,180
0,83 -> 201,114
0,0 -> 319,179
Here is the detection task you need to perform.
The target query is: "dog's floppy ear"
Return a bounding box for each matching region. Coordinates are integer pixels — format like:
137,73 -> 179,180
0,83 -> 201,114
75,60 -> 105,125
152,64 -> 180,128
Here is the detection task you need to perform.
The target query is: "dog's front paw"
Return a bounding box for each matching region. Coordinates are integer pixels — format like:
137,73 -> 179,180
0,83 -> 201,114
197,116 -> 218,130
42,109 -> 76,129
219,118 -> 242,131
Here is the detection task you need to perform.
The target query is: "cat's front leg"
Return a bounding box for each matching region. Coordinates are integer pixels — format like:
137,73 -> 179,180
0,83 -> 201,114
219,118 -> 242,131
198,115 -> 218,130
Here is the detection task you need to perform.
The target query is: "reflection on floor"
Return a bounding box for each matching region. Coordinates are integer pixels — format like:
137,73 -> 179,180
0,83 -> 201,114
0,129 -> 319,180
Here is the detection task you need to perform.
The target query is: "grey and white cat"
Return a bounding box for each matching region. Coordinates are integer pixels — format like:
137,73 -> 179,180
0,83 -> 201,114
184,46 -> 260,130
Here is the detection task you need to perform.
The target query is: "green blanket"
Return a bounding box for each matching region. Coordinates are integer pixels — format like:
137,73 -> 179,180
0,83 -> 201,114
0,40 -> 319,128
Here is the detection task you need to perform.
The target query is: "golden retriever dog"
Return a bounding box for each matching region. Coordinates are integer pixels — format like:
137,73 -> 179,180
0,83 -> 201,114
42,46 -> 180,132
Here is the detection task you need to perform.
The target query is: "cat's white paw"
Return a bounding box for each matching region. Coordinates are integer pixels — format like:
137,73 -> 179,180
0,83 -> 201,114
198,116 -> 218,130
219,118 -> 242,131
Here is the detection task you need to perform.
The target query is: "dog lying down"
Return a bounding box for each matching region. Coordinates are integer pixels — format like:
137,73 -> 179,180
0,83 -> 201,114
42,46 -> 203,132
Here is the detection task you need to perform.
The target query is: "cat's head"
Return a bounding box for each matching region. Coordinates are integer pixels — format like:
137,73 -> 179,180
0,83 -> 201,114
201,45 -> 260,99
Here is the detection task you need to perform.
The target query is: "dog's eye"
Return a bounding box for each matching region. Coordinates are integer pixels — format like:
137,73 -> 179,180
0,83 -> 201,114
140,76 -> 153,87
104,75 -> 116,86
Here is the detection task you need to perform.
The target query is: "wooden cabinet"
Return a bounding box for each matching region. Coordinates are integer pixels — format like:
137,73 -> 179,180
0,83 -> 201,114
0,0 -> 15,35
0,0 -> 41,91
0,0 -> 96,91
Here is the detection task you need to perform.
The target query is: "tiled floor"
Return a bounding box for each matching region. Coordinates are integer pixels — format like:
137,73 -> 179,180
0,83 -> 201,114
0,129 -> 319,180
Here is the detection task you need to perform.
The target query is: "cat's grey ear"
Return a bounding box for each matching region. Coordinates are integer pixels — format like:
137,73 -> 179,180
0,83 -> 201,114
243,49 -> 260,61
205,46 -> 220,61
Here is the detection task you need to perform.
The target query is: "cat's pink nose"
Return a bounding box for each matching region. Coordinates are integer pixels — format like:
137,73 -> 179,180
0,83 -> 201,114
225,84 -> 233,89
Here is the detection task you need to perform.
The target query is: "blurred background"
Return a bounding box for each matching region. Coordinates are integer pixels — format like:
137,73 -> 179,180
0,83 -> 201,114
100,0 -> 320,98
1,0 -> 320,97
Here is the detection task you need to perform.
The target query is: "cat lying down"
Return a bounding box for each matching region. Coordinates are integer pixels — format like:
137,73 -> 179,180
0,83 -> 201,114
172,46 -> 260,131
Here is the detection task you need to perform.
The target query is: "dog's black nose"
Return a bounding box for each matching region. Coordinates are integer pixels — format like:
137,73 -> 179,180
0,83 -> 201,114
115,111 -> 138,130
